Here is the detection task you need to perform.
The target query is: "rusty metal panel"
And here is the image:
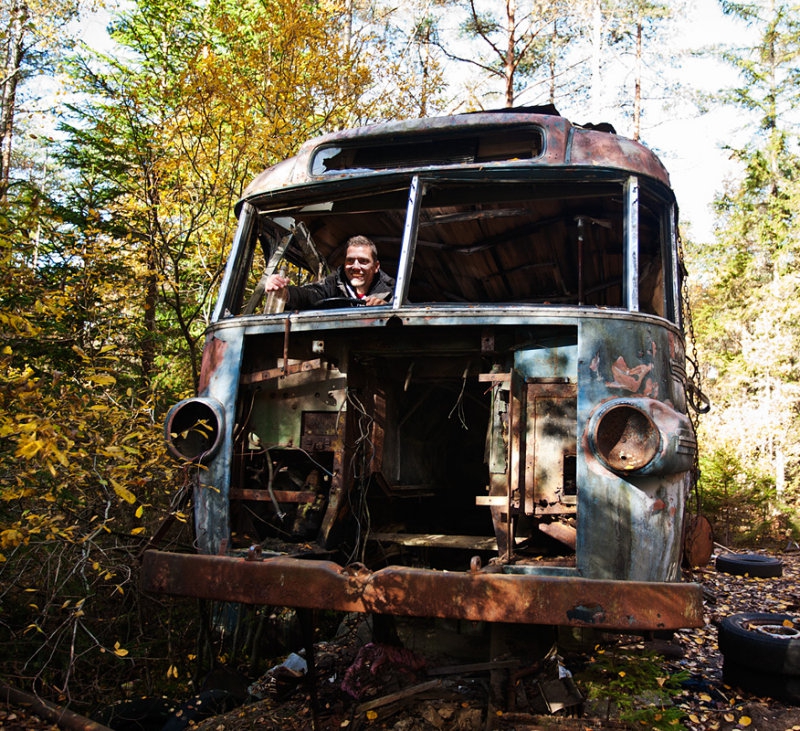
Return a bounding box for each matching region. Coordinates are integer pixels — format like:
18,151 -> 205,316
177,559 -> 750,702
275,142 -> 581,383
577,319 -> 692,582
523,381 -> 578,516
509,371 -> 525,538
237,111 -> 671,210
568,129 -> 670,185
141,550 -> 703,630
300,412 -> 340,452
197,335 -> 228,395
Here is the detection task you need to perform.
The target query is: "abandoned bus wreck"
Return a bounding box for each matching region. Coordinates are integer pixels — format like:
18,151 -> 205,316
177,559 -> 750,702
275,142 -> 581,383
142,108 -> 704,631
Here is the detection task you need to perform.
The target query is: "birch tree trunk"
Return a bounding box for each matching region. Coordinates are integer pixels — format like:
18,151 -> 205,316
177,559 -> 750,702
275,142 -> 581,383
0,0 -> 28,202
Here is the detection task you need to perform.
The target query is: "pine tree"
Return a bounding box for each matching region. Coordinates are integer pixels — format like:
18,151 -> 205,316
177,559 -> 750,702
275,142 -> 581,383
692,0 -> 800,535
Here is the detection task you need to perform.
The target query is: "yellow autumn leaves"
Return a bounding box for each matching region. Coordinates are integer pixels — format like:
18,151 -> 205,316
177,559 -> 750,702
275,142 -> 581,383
98,641 -> 130,657
687,712 -> 751,726
0,339 -> 179,571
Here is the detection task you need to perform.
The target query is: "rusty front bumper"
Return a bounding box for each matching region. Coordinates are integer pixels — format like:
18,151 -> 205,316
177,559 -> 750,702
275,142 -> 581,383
141,550 -> 704,630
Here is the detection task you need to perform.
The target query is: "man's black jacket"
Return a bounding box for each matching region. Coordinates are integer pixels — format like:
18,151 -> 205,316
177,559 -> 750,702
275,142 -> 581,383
286,266 -> 395,310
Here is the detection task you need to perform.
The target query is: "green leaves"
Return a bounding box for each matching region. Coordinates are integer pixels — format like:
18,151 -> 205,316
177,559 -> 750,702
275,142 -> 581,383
686,2 -> 800,528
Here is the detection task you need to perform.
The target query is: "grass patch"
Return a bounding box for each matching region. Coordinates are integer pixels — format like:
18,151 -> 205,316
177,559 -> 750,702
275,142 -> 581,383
575,645 -> 690,729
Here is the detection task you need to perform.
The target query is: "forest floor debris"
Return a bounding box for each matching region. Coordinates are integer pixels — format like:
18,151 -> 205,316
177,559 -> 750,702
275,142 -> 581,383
4,550 -> 800,731
187,550 -> 800,731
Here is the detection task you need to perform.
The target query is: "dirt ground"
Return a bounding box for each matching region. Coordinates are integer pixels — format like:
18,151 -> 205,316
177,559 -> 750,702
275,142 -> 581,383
4,550 -> 800,731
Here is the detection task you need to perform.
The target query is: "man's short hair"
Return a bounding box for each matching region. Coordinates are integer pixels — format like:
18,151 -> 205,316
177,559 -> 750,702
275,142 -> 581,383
345,235 -> 378,261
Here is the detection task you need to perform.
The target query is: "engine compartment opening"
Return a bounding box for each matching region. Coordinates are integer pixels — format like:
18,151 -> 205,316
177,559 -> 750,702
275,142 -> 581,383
227,325 -> 580,573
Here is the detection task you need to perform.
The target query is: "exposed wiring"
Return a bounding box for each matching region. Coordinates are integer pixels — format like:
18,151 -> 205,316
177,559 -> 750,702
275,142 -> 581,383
265,451 -> 286,521
233,389 -> 257,445
268,444 -> 334,477
345,389 -> 374,564
448,364 -> 470,430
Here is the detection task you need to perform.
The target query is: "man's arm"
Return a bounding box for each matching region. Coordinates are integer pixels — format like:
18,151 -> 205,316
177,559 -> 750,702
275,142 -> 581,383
286,276 -> 340,309
263,272 -> 340,310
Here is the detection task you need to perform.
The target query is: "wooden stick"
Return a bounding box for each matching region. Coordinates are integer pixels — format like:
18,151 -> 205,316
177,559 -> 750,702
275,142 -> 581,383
356,679 -> 442,713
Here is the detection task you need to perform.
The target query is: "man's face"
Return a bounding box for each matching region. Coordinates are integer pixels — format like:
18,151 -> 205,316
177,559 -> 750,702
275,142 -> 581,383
344,244 -> 379,292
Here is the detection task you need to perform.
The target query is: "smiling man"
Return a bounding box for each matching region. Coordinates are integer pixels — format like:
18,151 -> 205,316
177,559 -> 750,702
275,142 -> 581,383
264,235 -> 395,310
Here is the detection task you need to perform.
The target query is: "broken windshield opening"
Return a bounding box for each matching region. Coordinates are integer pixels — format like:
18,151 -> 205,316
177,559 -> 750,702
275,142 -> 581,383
235,176 -> 672,318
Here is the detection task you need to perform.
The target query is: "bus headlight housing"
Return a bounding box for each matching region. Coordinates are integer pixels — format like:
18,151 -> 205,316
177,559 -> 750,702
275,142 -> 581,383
587,398 -> 695,476
165,397 -> 225,463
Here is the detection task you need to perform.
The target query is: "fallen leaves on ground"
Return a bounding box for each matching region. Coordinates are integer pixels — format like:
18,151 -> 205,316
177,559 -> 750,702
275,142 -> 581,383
671,549 -> 800,731
5,550 -> 800,730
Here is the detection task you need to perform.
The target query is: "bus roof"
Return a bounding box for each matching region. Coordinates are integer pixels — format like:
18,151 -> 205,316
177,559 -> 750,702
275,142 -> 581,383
238,110 -> 671,210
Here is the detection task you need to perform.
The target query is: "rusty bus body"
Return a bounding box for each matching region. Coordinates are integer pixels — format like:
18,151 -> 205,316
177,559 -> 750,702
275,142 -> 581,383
142,109 -> 704,631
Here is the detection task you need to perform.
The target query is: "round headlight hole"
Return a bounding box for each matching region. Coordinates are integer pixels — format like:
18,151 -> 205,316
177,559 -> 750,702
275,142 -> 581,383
165,398 -> 224,463
594,405 -> 659,472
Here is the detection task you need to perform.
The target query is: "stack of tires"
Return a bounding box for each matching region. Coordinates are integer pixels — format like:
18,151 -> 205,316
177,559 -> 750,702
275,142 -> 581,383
715,553 -> 796,702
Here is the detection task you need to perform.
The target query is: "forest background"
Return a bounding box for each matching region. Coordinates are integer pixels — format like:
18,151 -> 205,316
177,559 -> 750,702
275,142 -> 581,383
1,0 -> 799,716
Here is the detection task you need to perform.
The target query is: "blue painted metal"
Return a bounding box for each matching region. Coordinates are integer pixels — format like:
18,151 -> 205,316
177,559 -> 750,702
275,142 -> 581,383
193,329 -> 245,555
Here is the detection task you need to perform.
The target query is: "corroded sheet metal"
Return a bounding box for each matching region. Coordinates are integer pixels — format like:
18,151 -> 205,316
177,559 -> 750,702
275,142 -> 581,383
141,550 -> 703,630
238,111 -> 670,209
577,318 -> 693,583
197,335 -> 228,395
569,129 -> 669,186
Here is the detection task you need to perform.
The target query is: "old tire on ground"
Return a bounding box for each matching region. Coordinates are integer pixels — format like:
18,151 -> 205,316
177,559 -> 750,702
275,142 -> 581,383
715,552 -> 783,578
718,613 -> 800,676
723,658 -> 800,704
